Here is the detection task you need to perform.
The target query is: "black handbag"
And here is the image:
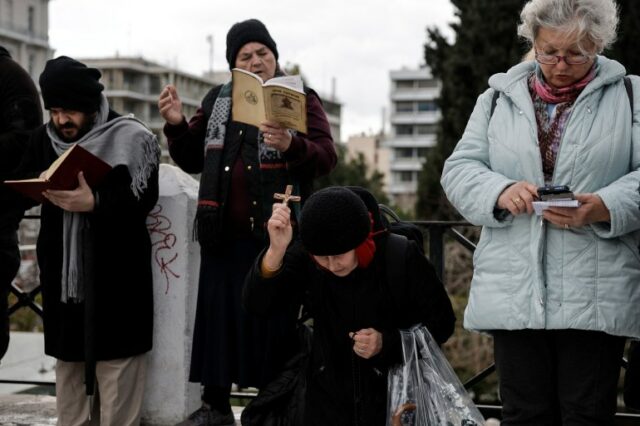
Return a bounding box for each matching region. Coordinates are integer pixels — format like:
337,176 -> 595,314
241,322 -> 312,426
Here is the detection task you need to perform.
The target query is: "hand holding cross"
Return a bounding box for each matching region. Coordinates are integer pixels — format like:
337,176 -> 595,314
273,185 -> 301,207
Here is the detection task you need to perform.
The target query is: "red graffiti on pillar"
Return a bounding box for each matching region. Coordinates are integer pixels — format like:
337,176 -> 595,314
147,204 -> 180,294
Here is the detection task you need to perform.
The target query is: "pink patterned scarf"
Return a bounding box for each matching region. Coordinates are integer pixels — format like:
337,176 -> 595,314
529,65 -> 596,182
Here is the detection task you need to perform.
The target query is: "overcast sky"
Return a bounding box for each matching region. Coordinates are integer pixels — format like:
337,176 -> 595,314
49,0 -> 456,140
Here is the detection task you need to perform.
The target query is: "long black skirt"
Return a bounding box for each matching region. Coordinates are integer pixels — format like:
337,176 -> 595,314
189,238 -> 297,388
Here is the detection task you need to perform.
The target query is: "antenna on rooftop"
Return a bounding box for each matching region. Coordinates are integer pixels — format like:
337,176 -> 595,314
331,77 -> 336,101
206,34 -> 214,74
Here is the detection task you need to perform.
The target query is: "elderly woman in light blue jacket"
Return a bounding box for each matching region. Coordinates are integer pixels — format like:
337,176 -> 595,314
441,0 -> 640,424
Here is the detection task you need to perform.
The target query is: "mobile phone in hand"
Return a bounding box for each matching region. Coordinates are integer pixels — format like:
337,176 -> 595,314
537,185 -> 574,201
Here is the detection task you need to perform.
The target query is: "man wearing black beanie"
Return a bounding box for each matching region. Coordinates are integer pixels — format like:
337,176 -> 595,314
159,19 -> 336,426
17,56 -> 160,426
244,187 -> 456,425
0,46 -> 42,362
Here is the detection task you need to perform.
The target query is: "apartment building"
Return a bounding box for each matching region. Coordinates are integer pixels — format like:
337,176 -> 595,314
0,0 -> 53,80
345,134 -> 391,191
83,57 -> 342,161
81,57 -> 220,161
385,67 -> 440,211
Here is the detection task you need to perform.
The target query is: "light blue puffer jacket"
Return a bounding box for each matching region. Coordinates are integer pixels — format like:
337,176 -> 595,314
441,56 -> 640,338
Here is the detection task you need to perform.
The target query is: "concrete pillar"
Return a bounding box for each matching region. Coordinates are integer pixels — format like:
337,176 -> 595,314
141,164 -> 201,425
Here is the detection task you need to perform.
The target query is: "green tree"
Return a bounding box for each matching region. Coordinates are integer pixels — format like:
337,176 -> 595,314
416,0 -> 528,220
315,143 -> 389,205
606,1 -> 640,75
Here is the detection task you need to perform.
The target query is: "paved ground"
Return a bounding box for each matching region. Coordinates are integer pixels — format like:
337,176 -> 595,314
0,395 -> 244,425
0,394 -> 56,426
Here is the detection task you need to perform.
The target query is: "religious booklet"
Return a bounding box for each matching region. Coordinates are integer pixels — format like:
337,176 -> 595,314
231,68 -> 308,134
3,143 -> 112,203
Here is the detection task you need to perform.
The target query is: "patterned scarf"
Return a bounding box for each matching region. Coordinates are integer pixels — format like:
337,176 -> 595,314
529,65 -> 596,182
195,82 -> 295,247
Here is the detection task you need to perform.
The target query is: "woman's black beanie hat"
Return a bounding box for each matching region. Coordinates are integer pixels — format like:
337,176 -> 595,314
299,187 -> 371,256
226,18 -> 278,69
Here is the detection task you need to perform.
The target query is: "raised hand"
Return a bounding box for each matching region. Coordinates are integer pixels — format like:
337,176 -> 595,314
263,203 -> 293,271
158,85 -> 184,125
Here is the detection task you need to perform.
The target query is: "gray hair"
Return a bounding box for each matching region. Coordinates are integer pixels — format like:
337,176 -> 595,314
518,0 -> 618,53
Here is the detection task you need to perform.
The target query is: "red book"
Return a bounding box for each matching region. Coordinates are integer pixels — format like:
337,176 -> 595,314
4,144 -> 112,203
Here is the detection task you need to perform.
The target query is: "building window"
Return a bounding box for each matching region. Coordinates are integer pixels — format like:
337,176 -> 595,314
123,100 -> 137,115
395,101 -> 413,113
395,125 -> 413,136
417,101 -> 437,112
28,5 -> 35,33
396,147 -> 414,159
417,79 -> 438,88
150,76 -> 162,94
123,71 -> 143,91
399,171 -> 414,182
416,148 -> 429,158
28,54 -> 35,77
5,0 -> 13,27
416,124 -> 437,135
396,80 -> 414,89
105,70 -> 115,88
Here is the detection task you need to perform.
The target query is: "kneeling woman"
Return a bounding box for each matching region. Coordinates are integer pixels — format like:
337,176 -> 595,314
243,187 -> 455,426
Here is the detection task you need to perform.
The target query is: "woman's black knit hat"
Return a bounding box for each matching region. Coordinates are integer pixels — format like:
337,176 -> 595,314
39,56 -> 104,113
300,187 -> 371,256
226,19 -> 278,69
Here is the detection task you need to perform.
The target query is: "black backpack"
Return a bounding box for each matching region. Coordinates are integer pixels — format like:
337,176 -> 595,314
345,187 -> 429,293
345,186 -> 424,251
379,204 -> 425,254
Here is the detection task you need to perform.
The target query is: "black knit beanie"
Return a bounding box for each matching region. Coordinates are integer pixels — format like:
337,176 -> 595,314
39,56 -> 104,113
226,19 -> 278,70
300,187 -> 371,256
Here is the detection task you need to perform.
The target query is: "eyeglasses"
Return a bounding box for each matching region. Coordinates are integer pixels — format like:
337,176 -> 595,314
535,52 -> 592,65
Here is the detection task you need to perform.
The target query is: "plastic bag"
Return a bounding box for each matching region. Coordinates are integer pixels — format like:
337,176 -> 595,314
387,325 -> 485,426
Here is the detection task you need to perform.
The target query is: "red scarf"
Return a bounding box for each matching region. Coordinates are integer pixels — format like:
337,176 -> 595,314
354,214 -> 386,268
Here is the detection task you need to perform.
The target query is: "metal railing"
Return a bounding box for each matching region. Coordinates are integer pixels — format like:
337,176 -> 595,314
7,215 -> 640,422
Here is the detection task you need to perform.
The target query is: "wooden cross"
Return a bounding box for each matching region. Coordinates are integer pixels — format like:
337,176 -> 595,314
273,185 -> 301,206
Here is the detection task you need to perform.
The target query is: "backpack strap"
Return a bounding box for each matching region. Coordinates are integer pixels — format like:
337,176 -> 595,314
385,233 -> 410,292
624,76 -> 633,116
489,89 -> 500,119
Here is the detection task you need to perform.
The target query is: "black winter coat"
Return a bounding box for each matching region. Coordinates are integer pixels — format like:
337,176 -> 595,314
244,235 -> 456,426
0,47 -> 43,234
21,111 -> 159,361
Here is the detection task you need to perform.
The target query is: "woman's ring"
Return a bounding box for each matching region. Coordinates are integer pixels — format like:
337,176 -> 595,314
512,197 -> 522,206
